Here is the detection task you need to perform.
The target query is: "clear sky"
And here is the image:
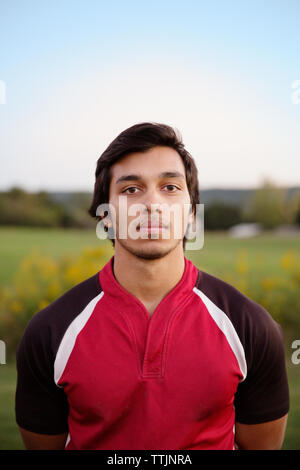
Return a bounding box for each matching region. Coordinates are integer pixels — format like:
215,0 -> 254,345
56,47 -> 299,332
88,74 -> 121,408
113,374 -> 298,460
0,0 -> 299,191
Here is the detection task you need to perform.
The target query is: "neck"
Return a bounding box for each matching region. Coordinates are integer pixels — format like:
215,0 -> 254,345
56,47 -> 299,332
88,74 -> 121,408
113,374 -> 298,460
112,243 -> 185,313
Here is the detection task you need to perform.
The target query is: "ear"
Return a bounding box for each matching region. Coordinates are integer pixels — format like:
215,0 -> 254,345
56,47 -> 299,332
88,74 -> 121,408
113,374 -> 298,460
105,218 -> 113,229
104,215 -> 115,240
99,209 -> 112,229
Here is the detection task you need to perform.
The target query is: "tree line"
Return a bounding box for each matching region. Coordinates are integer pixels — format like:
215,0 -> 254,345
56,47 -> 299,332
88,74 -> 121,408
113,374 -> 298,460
0,187 -> 94,229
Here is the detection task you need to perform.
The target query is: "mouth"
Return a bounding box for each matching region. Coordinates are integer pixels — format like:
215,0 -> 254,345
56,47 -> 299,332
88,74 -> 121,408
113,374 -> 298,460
137,219 -> 169,232
136,221 -> 169,235
139,226 -> 163,233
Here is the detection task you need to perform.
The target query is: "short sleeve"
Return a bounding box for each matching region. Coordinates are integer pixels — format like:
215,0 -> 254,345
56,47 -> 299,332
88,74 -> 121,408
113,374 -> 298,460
15,312 -> 69,434
234,305 -> 290,424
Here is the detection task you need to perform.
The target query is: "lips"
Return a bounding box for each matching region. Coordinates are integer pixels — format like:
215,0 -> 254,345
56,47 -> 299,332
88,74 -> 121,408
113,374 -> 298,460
141,223 -> 162,228
137,219 -> 168,230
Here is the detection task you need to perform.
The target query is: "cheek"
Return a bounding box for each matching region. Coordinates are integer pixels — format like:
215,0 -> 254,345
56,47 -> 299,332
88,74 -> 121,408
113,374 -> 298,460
113,200 -> 145,235
109,196 -> 132,222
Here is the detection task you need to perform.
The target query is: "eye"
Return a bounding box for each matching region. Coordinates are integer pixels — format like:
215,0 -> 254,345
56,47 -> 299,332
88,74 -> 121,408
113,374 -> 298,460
122,186 -> 139,194
163,184 -> 180,192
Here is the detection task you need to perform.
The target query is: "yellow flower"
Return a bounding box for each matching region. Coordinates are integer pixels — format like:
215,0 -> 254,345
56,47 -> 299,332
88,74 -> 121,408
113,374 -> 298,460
235,250 -> 248,275
261,277 -> 280,291
10,300 -> 22,313
46,280 -> 61,299
280,251 -> 295,270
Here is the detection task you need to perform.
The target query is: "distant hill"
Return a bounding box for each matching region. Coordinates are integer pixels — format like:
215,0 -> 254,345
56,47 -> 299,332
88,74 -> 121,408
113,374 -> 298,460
49,191 -> 93,209
199,188 -> 253,207
200,186 -> 300,207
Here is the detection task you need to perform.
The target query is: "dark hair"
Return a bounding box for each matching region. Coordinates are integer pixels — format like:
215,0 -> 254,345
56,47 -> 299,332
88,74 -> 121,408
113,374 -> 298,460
88,122 -> 200,249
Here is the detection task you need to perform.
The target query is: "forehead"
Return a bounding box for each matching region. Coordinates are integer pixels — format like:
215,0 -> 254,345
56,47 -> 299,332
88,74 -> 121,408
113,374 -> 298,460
110,146 -> 186,182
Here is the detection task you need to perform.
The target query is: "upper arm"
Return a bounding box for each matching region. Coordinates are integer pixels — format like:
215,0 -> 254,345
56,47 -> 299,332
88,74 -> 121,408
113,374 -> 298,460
18,427 -> 68,450
233,303 -> 290,450
234,305 -> 290,426
235,414 -> 288,450
15,313 -> 69,438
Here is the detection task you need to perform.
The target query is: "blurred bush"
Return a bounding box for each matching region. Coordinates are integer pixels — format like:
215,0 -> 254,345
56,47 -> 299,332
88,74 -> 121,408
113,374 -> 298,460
223,249 -> 300,337
0,246 -> 108,356
242,179 -> 300,229
204,201 -> 242,230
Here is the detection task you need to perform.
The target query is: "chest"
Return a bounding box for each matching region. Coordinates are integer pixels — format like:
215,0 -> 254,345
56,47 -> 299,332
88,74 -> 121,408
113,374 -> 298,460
59,295 -> 242,422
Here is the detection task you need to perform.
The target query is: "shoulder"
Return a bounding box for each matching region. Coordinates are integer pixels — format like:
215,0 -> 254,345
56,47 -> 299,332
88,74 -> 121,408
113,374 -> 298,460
16,271 -> 103,361
194,269 -> 284,368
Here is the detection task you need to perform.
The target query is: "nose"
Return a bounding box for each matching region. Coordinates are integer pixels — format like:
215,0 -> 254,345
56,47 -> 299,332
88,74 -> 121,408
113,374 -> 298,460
142,187 -> 163,215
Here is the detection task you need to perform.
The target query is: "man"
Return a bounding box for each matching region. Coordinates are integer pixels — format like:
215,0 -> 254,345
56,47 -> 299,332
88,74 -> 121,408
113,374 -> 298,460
15,122 -> 289,450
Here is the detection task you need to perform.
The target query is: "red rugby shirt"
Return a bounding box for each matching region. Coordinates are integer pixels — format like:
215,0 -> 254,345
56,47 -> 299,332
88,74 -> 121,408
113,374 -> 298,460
15,256 -> 289,450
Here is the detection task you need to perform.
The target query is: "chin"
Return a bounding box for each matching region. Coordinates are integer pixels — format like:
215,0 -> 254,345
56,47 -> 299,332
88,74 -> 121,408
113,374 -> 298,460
117,238 -> 182,260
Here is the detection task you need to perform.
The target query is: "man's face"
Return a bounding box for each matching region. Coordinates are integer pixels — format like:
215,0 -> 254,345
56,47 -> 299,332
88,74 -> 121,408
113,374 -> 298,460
108,145 -> 193,260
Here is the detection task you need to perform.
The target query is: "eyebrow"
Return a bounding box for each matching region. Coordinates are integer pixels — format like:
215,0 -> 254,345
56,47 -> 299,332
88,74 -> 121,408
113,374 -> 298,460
115,171 -> 185,184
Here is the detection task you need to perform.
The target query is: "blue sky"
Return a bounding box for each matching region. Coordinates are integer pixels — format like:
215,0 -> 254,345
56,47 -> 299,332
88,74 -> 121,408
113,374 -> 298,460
0,0 -> 299,191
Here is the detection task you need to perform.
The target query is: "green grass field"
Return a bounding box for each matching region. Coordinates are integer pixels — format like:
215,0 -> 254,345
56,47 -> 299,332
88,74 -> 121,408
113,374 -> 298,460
1,226 -> 299,285
0,226 -> 299,449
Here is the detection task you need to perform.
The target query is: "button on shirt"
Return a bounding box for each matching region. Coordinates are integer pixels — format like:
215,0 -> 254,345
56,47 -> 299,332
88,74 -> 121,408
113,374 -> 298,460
15,256 -> 290,449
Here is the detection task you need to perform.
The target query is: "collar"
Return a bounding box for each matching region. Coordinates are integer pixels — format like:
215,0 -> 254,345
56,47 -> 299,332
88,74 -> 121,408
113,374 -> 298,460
99,255 -> 199,314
